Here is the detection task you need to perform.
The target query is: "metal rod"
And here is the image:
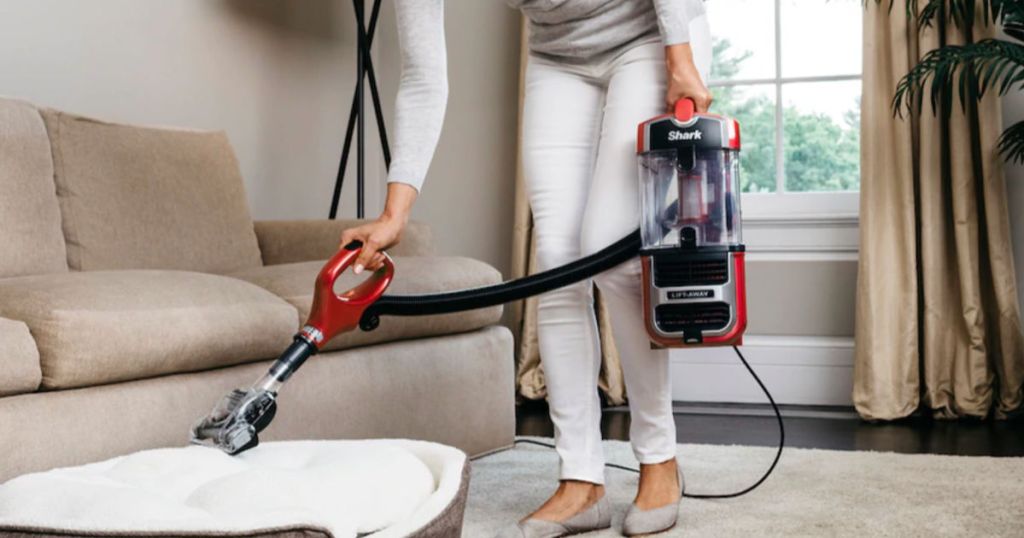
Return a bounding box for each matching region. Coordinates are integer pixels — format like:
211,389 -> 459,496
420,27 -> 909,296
365,0 -> 390,167
367,59 -> 391,168
329,104 -> 358,219
328,0 -> 389,219
355,0 -> 366,218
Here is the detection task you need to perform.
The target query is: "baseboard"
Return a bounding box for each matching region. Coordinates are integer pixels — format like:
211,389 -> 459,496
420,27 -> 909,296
668,335 -> 855,406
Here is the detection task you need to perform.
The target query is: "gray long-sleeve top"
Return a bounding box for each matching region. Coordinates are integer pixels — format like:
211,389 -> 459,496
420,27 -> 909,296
388,0 -> 707,191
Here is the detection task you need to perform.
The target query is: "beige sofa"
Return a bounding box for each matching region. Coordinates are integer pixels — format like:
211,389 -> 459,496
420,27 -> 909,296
0,97 -> 515,482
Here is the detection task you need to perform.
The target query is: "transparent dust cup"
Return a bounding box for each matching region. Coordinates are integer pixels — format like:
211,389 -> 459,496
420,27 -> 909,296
638,148 -> 742,250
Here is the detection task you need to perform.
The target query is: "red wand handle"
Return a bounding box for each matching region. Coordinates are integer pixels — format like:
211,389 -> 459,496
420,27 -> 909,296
301,242 -> 395,349
264,242 -> 394,384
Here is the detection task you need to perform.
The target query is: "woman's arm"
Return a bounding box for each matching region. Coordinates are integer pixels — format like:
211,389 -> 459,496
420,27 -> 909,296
341,0 -> 447,273
653,0 -> 713,112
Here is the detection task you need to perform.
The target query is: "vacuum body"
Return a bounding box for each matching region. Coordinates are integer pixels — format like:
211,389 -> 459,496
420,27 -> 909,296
637,99 -> 747,347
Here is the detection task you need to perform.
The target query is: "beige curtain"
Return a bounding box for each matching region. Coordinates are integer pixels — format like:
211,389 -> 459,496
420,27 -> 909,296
855,3 -> 1024,420
509,20 -> 627,405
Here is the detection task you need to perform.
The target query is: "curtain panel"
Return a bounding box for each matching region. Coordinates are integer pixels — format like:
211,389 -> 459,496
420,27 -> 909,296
855,2 -> 1024,420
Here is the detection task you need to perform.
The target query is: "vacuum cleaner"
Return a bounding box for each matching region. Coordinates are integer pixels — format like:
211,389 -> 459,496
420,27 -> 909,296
191,98 -> 758,460
637,98 -> 746,347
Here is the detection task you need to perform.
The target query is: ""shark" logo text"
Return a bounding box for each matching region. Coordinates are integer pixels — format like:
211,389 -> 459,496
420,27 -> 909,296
668,130 -> 703,142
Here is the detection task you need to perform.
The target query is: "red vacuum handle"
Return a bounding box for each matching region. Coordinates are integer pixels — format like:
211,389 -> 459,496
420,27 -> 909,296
674,98 -> 697,122
300,243 -> 394,349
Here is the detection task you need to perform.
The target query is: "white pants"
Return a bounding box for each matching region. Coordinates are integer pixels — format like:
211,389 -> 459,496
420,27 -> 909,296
521,18 -> 712,485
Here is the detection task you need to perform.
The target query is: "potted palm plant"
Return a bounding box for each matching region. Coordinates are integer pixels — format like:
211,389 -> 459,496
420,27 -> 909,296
879,0 -> 1024,162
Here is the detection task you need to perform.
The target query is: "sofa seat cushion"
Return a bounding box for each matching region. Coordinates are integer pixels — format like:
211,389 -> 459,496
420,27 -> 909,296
0,271 -> 299,389
40,109 -> 263,273
0,98 -> 68,278
0,318 -> 42,397
230,256 -> 504,352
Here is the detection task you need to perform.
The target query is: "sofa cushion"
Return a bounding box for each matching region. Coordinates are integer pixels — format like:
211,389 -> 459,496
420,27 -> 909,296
230,256 -> 504,352
0,318 -> 42,397
0,271 -> 299,389
0,98 -> 68,278
40,109 -> 263,273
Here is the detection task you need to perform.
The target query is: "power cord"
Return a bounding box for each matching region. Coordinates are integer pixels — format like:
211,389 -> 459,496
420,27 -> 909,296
514,345 -> 784,499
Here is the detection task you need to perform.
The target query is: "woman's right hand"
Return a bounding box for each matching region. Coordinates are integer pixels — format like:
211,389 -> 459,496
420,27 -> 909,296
338,182 -> 418,274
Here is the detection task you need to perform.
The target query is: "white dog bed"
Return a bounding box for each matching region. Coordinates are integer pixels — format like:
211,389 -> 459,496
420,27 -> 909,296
0,440 -> 469,538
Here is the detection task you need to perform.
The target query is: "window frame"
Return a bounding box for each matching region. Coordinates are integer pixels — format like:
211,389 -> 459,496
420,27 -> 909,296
706,0 -> 862,220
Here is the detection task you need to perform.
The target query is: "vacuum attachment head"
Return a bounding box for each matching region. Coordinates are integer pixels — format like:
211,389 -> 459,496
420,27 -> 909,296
190,386 -> 278,455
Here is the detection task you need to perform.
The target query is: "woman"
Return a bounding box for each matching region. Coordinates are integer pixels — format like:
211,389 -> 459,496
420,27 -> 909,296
341,1 -> 712,536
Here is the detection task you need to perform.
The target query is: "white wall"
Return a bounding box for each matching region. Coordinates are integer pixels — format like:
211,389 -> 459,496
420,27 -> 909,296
0,0 -> 521,274
0,0 -> 371,220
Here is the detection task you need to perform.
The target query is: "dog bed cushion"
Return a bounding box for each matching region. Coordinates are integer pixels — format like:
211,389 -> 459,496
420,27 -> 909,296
0,440 -> 469,538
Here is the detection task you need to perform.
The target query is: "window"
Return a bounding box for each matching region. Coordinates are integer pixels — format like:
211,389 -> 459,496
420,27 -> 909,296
704,0 -> 863,216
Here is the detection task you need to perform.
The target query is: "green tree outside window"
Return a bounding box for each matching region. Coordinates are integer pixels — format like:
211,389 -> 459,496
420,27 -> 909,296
710,38 -> 862,193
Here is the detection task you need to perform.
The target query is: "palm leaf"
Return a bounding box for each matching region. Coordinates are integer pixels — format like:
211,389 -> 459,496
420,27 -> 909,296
892,38 -> 1024,115
999,119 -> 1024,163
871,0 -> 1024,30
1007,20 -> 1024,42
870,1 -> 1024,166
916,0 -> 1023,29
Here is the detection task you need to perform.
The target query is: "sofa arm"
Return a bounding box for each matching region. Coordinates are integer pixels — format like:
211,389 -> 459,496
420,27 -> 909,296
254,219 -> 435,265
0,317 -> 42,397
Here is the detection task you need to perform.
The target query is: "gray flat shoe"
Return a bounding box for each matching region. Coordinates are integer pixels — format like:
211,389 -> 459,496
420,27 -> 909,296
495,496 -> 612,538
622,462 -> 685,536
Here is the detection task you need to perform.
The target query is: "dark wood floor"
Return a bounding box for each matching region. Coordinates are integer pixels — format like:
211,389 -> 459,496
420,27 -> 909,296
516,400 -> 1024,457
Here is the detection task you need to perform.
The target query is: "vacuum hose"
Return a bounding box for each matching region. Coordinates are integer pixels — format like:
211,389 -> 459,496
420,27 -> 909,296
359,230 -> 642,331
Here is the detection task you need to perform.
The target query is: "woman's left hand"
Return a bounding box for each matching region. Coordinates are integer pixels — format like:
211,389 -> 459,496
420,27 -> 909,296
339,216 -> 405,274
664,43 -> 713,113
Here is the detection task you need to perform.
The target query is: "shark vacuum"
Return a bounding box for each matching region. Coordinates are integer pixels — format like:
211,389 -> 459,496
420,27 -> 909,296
637,98 -> 746,347
191,99 -> 782,499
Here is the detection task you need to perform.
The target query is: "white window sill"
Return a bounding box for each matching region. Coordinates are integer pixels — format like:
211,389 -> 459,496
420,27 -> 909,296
741,191 -> 860,224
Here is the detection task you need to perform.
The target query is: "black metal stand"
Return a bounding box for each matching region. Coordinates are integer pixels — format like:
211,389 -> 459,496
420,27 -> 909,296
329,0 -> 391,220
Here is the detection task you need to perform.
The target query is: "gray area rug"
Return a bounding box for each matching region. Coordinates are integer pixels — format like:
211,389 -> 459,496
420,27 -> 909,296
464,438 -> 1024,537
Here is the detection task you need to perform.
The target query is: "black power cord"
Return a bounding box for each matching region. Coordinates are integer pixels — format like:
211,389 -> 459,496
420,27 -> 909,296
515,345 -> 784,500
